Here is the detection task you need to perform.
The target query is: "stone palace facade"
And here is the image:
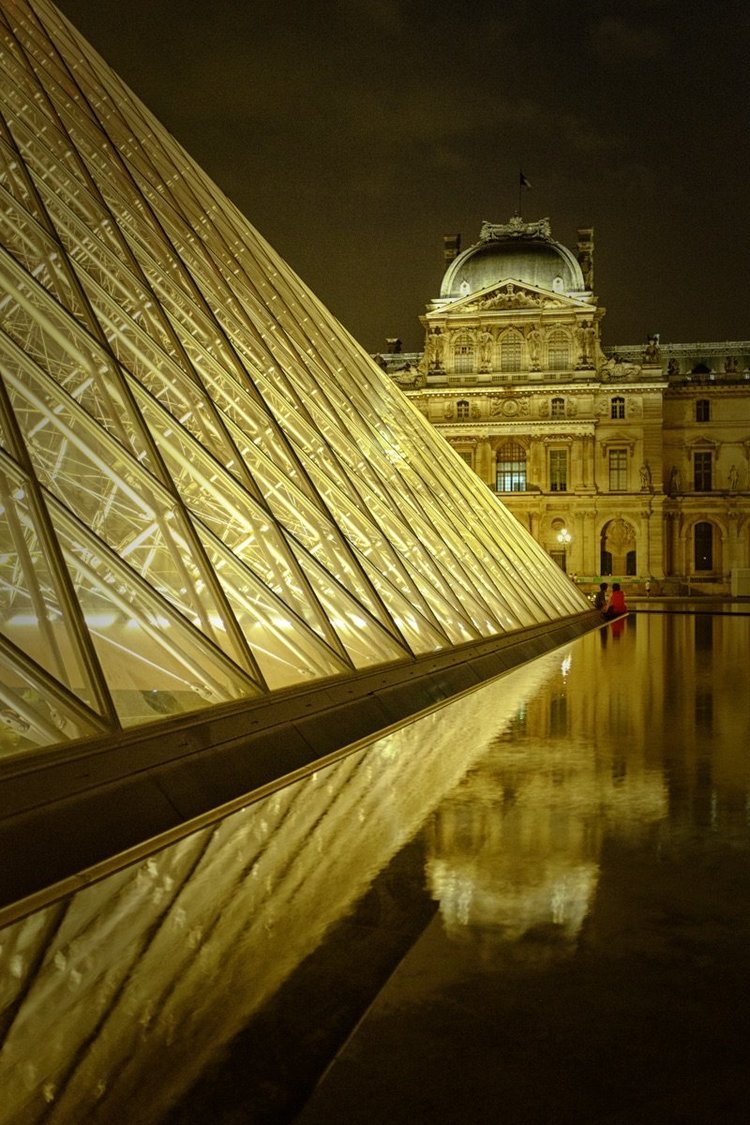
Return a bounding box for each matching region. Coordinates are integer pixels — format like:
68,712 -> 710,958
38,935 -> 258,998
376,217 -> 750,595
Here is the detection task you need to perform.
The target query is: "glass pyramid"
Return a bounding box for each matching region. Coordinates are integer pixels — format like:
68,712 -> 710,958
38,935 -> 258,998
0,0 -> 588,757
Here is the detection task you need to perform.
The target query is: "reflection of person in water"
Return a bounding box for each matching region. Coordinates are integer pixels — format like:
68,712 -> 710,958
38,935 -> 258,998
603,582 -> 627,618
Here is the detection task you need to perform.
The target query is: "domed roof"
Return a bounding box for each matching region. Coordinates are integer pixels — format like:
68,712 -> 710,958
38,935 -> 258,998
440,217 -> 587,301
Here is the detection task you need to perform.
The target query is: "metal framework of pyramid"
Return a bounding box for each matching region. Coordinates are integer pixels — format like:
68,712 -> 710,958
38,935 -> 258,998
0,0 -> 588,758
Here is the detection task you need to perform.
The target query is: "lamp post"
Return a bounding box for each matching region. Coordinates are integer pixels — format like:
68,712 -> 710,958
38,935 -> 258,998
557,528 -> 572,574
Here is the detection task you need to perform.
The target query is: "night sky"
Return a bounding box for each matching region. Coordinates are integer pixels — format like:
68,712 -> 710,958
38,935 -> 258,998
56,0 -> 749,353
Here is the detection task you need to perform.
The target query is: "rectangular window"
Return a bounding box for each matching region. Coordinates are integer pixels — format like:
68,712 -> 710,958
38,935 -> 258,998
454,345 -> 474,373
696,399 -> 710,422
694,451 -> 712,491
550,449 -> 568,492
609,449 -> 627,491
500,337 -> 522,372
496,444 -> 527,492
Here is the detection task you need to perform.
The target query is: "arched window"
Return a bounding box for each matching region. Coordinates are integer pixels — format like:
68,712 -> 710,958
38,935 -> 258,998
551,396 -> 565,419
547,330 -> 570,371
456,399 -> 470,419
694,522 -> 713,570
453,332 -> 474,374
696,399 -> 710,422
496,441 -> 526,492
611,396 -> 625,419
500,331 -> 522,372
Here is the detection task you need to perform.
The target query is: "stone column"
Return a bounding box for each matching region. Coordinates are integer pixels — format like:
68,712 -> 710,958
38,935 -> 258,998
475,439 -> 493,487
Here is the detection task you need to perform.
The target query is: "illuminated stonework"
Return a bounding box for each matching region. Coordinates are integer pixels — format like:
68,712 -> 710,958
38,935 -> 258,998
0,1 -> 588,756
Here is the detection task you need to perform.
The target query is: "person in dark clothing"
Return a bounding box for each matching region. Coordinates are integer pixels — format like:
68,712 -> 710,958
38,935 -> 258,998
593,582 -> 608,611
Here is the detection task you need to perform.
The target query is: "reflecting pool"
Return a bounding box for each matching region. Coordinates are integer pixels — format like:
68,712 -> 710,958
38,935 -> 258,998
1,613 -> 749,1123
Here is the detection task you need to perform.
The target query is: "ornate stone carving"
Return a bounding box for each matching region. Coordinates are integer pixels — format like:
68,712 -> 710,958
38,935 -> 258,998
424,327 -> 446,369
478,329 -> 494,371
392,365 -> 426,388
469,282 -> 548,311
479,216 -> 553,242
605,518 -> 636,552
600,356 -> 642,380
526,323 -> 543,369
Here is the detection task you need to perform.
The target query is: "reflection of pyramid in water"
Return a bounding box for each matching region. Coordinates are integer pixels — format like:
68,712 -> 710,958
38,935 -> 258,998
0,0 -> 587,754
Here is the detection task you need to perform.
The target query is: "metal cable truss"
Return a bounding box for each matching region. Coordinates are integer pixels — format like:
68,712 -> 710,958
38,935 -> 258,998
0,0 -> 590,760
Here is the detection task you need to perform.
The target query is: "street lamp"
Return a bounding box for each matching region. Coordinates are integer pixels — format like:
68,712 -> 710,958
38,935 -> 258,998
556,527 -> 572,575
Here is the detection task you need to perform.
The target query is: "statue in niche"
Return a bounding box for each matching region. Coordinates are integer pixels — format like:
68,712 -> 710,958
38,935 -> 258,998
725,356 -> 739,373
729,464 -> 739,491
668,465 -> 680,496
526,323 -> 543,367
424,328 -> 445,369
479,330 -> 494,370
639,463 -> 652,490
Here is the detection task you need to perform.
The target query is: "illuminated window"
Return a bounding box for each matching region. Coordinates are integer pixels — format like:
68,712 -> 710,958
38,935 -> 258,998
694,522 -> 713,570
456,399 -> 470,419
609,449 -> 628,490
453,333 -> 475,373
496,442 -> 527,492
548,331 -> 570,370
611,396 -> 625,419
549,449 -> 568,492
696,399 -> 710,422
500,333 -> 522,372
551,396 -> 565,419
694,451 -> 712,491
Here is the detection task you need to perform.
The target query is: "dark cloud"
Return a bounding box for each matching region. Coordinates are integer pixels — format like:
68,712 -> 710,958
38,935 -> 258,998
56,0 -> 750,351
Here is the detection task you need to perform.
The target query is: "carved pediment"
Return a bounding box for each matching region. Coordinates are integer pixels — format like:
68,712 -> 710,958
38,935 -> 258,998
443,279 -> 591,316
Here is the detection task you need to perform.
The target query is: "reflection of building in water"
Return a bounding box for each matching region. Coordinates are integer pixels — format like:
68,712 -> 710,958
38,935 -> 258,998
426,638 -> 668,952
0,655 -> 560,1124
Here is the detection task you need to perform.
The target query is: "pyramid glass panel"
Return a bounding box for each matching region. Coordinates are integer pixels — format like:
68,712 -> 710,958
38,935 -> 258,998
0,0 -> 590,759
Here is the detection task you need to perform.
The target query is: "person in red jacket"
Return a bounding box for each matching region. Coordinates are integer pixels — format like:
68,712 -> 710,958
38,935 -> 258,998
604,582 -> 627,617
